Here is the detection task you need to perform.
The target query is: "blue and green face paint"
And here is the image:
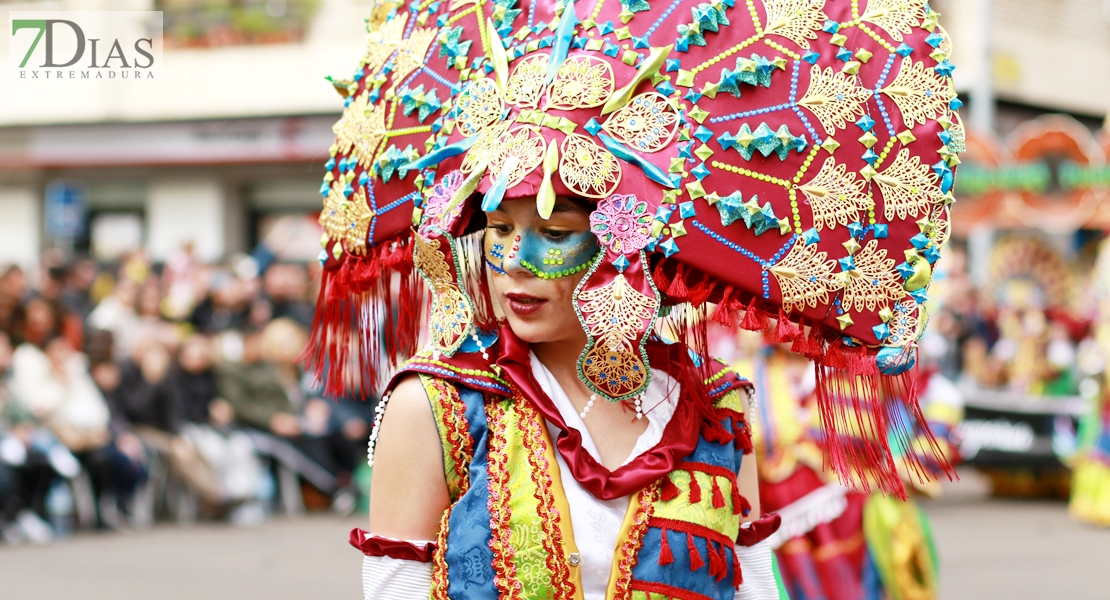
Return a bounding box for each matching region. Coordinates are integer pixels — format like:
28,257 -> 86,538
484,209 -> 601,280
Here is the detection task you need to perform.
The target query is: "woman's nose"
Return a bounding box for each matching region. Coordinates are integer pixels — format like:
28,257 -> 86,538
500,234 -> 531,276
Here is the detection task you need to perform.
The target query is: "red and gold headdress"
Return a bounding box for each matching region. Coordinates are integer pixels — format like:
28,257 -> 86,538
306,0 -> 963,496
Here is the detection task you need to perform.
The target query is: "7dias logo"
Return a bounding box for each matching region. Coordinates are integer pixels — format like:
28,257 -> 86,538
9,11 -> 163,80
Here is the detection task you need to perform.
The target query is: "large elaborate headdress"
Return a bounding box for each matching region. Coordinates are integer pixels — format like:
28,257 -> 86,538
306,0 -> 963,496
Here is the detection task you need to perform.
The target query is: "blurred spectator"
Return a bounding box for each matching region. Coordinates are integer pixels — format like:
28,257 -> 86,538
263,263 -> 314,328
0,266 -> 28,333
190,270 -> 248,335
217,321 -> 354,509
59,257 -> 99,323
11,295 -> 83,353
87,277 -> 140,362
8,329 -> 144,529
163,242 -> 200,321
116,339 -> 176,433
168,335 -> 219,429
0,330 -> 79,544
0,248 -> 360,538
133,281 -> 181,354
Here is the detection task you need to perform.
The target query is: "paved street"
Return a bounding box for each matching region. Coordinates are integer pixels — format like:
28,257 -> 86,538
0,497 -> 1106,599
924,498 -> 1107,599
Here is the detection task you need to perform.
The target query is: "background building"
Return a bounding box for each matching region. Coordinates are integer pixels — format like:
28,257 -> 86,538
0,0 -> 373,266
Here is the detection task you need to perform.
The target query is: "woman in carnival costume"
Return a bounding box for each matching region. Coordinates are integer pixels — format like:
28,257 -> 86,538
731,328 -> 961,600
305,0 -> 963,597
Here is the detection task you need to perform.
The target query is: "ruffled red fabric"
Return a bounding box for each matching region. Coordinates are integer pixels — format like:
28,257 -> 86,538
496,326 -> 708,501
734,514 -> 782,547
349,528 -> 437,562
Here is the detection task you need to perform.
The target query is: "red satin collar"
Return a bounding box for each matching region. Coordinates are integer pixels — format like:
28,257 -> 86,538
496,326 -> 705,500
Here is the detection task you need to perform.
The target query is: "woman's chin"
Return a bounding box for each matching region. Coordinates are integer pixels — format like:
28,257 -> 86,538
504,314 -> 567,345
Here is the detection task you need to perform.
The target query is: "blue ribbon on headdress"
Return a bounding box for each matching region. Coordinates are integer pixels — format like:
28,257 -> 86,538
598,133 -> 678,189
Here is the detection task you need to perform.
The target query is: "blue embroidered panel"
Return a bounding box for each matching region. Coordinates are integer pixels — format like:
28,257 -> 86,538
444,386 -> 499,600
632,527 -> 739,600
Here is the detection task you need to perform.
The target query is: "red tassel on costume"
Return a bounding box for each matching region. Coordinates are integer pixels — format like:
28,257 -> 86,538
717,544 -> 729,582
707,540 -> 722,579
738,494 -> 752,517
687,533 -> 704,571
688,279 -> 716,308
710,285 -> 736,327
687,473 -> 702,504
732,416 -> 753,453
823,339 -> 848,370
660,475 -> 681,502
730,477 -> 743,514
711,477 -> 725,509
739,297 -> 768,331
806,325 -> 826,359
770,309 -> 801,343
790,320 -> 810,354
701,419 -> 734,445
667,264 -> 689,300
658,527 -> 674,565
732,549 -> 743,588
653,261 -> 671,293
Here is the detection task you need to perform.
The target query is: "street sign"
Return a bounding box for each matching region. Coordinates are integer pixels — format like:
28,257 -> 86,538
44,181 -> 87,242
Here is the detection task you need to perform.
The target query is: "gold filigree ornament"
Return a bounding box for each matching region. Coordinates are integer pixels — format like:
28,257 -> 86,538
600,93 -> 680,153
946,118 -> 966,154
928,204 -> 951,248
455,77 -> 505,137
545,55 -> 615,110
319,181 -> 375,257
362,12 -> 409,75
934,24 -> 954,55
860,0 -> 928,43
874,149 -> 942,220
413,233 -> 474,355
799,157 -> 874,230
577,273 -> 659,399
503,53 -> 550,109
881,300 -> 922,347
797,66 -> 874,136
769,239 -> 844,314
461,120 -> 514,174
838,239 -> 905,314
484,125 -> 547,188
559,133 -> 623,199
332,94 -> 388,170
392,26 -> 438,84
761,0 -> 828,49
880,59 -> 956,127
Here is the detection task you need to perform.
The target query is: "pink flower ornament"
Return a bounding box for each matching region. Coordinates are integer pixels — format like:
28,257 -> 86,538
590,194 -> 652,255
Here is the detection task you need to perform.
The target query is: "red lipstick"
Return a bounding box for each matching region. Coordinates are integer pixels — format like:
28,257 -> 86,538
505,292 -> 547,316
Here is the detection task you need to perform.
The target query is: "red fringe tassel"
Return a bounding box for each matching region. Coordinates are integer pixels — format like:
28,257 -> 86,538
658,527 -> 674,565
711,477 -> 725,509
769,309 -> 801,343
660,475 -> 681,502
686,532 -> 704,571
688,473 -> 702,504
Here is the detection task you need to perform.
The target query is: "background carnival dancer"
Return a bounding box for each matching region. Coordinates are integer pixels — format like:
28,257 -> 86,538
725,328 -> 962,600
301,0 -> 963,597
1070,237 -> 1110,526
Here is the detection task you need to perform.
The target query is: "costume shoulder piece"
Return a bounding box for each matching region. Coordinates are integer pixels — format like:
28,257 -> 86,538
392,340 -> 514,398
305,0 -> 963,497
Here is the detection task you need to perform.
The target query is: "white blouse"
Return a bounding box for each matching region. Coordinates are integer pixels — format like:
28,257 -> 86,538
529,352 -> 679,600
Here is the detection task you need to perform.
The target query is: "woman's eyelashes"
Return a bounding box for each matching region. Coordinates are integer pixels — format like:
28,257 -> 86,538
487,223 -> 513,235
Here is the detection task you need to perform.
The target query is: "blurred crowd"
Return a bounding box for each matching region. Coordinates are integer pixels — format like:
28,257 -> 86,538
918,245 -> 1101,400
0,245 -> 374,545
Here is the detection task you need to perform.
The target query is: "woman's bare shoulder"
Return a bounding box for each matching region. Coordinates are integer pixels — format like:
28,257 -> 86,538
368,374 -> 450,539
